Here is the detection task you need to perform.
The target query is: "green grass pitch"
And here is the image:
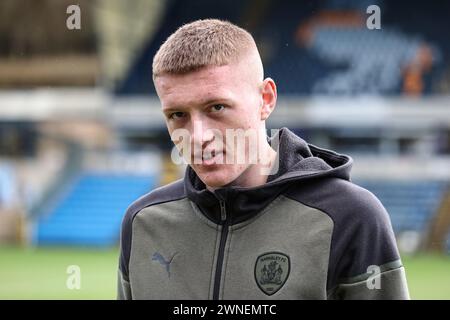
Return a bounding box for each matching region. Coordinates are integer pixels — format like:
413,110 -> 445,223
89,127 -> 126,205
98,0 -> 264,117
0,246 -> 449,299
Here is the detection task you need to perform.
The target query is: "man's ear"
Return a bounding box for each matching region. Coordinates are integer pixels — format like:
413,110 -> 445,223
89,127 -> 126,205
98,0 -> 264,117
260,78 -> 277,121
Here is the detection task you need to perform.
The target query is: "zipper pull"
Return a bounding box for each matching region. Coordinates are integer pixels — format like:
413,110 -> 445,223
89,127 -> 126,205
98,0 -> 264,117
219,200 -> 226,222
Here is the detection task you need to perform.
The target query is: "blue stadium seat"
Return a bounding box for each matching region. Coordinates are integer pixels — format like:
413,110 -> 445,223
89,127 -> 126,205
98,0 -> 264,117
34,173 -> 157,247
356,180 -> 448,234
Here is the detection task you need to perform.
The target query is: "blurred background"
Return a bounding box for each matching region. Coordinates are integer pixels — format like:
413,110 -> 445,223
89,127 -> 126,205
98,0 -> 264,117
0,0 -> 449,299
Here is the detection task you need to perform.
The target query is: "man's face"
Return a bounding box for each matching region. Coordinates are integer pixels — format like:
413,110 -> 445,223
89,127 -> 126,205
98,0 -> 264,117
155,62 -> 267,189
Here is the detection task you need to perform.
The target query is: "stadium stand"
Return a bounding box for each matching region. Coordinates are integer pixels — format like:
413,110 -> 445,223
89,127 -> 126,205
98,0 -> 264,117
359,180 -> 448,234
34,173 -> 156,246
115,0 -> 450,96
358,180 -> 450,253
426,187 -> 450,253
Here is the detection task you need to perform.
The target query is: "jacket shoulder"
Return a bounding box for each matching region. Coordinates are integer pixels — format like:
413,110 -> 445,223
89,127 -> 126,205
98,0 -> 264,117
285,177 -> 392,230
123,178 -> 186,223
284,177 -> 400,291
119,179 -> 186,279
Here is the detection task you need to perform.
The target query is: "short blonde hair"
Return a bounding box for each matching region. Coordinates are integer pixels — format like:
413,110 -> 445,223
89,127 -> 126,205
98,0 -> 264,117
152,19 -> 258,78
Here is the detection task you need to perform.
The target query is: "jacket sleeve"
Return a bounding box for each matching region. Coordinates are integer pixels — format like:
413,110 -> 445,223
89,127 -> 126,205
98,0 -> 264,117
326,186 -> 410,300
328,261 -> 410,299
117,268 -> 132,300
116,202 -> 136,300
115,182 -> 185,300
117,233 -> 133,300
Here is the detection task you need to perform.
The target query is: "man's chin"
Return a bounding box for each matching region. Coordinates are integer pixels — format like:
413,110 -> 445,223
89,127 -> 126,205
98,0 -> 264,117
200,176 -> 232,190
195,169 -> 236,190
192,162 -> 250,190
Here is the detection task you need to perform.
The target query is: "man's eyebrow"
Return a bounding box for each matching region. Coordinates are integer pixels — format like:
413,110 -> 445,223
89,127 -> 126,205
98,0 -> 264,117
199,97 -> 233,107
162,98 -> 233,113
162,106 -> 187,114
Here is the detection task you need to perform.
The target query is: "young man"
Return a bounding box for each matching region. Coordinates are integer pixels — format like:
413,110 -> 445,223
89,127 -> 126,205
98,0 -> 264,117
118,19 -> 410,299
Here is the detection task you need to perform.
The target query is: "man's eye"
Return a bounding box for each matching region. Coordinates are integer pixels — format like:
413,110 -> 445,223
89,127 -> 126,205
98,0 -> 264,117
169,112 -> 185,119
211,104 -> 225,112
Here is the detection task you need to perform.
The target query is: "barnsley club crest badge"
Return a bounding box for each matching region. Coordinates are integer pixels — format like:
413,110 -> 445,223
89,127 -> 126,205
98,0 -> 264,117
254,252 -> 290,296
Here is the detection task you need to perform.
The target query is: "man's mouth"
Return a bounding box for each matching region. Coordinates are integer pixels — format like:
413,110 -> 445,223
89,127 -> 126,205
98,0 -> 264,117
197,150 -> 224,166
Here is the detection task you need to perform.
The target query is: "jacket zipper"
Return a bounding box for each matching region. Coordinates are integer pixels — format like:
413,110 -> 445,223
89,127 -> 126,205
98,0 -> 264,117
212,200 -> 229,300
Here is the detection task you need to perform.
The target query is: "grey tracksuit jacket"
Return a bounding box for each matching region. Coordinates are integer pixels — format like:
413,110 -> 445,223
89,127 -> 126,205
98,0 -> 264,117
118,128 -> 410,300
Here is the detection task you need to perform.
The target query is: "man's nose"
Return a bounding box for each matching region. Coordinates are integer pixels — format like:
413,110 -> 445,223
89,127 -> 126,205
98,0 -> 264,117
191,117 -> 214,149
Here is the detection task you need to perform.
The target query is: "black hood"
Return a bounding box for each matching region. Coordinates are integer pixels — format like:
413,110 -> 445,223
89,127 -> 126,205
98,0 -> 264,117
185,127 -> 353,225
